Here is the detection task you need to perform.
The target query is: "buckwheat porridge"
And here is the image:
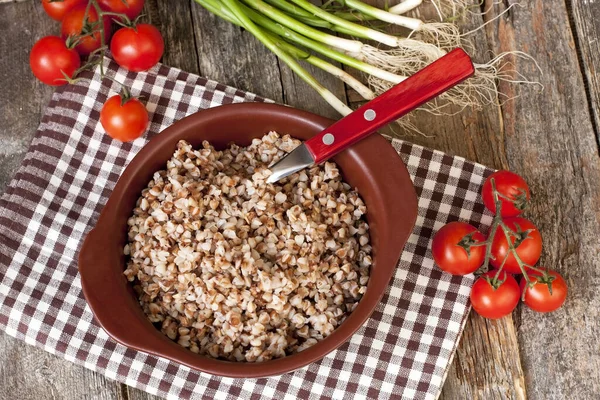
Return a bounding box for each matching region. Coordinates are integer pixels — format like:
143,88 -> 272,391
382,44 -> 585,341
123,131 -> 371,362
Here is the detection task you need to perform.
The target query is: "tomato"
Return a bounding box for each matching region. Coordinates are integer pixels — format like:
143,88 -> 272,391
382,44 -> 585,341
470,270 -> 520,319
520,270 -> 567,312
490,217 -> 542,274
110,24 -> 164,72
42,0 -> 86,21
30,36 -> 80,86
98,0 -> 145,21
432,221 -> 486,275
482,170 -> 530,217
100,93 -> 149,142
61,4 -> 111,56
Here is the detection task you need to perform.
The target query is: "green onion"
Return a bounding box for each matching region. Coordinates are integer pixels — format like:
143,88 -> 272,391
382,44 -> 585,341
267,33 -> 376,100
389,0 -> 423,15
242,0 -> 364,53
344,0 -> 423,30
226,0 -> 407,83
193,0 -> 539,127
219,0 -> 353,115
287,0 -> 403,47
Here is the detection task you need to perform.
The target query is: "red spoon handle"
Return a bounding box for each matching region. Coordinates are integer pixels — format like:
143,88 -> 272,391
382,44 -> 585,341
305,48 -> 474,164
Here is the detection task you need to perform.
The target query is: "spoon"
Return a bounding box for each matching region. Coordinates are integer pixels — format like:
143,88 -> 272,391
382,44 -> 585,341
266,48 -> 475,183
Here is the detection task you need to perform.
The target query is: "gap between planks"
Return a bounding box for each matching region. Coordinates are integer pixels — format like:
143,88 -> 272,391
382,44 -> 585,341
564,0 -> 600,153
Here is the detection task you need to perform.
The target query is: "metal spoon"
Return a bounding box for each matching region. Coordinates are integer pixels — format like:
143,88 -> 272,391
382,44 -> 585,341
266,48 -> 475,183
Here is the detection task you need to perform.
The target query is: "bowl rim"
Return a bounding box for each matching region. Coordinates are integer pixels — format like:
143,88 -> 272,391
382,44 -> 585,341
78,102 -> 418,378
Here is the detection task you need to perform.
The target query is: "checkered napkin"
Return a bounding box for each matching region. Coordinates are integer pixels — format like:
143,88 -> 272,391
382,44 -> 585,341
0,57 -> 493,400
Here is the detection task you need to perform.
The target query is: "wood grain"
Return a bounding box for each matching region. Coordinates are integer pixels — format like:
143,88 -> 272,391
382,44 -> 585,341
275,0 -> 347,120
0,0 -> 55,192
440,316 -> 525,400
0,336 -> 125,400
569,0 -> 600,144
382,2 -> 525,399
0,2 -> 130,399
1,0 -> 599,399
119,2 -> 196,399
482,0 -> 600,398
190,2 -> 286,103
343,2 -> 526,398
143,0 -> 200,75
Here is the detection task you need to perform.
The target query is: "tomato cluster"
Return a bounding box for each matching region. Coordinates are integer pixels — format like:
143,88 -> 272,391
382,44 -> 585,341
432,170 -> 567,319
31,0 -> 163,142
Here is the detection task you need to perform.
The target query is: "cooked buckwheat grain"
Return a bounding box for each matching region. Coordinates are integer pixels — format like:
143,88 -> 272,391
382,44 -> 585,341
124,132 -> 371,362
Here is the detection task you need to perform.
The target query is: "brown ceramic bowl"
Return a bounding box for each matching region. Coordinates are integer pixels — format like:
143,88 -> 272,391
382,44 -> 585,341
78,102 -> 417,378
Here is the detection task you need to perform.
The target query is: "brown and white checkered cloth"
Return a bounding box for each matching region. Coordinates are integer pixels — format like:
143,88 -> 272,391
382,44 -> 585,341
0,58 -> 493,400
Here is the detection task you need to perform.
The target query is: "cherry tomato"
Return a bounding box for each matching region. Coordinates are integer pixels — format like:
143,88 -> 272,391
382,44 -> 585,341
490,217 -> 542,274
30,36 -> 81,86
470,270 -> 520,319
482,170 -> 530,217
520,270 -> 567,312
61,4 -> 111,56
110,24 -> 164,72
432,221 -> 486,275
42,0 -> 86,21
100,93 -> 149,142
98,0 -> 145,21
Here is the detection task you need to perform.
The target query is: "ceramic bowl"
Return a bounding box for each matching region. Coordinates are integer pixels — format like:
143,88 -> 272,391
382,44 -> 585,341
78,102 -> 417,378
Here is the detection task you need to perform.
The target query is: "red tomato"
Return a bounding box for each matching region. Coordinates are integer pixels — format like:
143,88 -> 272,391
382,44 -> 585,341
42,0 -> 86,21
470,270 -> 520,319
482,170 -> 530,217
30,36 -> 81,86
111,24 -> 164,72
490,217 -> 542,274
432,222 -> 486,275
98,0 -> 145,21
520,270 -> 567,312
100,93 -> 149,142
61,4 -> 111,56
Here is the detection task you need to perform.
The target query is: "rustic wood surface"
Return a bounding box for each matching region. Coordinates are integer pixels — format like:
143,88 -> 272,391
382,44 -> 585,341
0,0 -> 599,399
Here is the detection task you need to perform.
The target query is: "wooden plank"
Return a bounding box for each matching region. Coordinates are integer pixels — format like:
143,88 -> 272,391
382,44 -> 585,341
480,0 -> 600,398
190,2 -> 285,103
2,2 -> 596,400
276,49 -> 347,119
123,386 -> 162,400
0,335 -> 125,400
0,2 -> 126,399
346,2 -> 527,398
121,2 -> 198,399
0,0 -> 55,192
407,6 -> 527,400
275,1 -> 347,119
570,0 -> 600,144
143,0 -> 200,75
440,316 -> 526,399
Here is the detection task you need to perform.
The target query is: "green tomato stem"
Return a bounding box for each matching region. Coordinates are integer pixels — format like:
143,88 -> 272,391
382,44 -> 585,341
489,178 -> 538,287
482,221 -> 499,274
89,0 -> 107,77
66,0 -> 130,80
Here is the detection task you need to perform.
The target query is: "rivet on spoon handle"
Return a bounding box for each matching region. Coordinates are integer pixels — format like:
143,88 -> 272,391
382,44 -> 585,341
267,48 -> 475,183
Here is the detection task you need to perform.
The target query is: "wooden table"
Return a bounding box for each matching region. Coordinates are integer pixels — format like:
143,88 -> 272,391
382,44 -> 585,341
1,0 -> 599,398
